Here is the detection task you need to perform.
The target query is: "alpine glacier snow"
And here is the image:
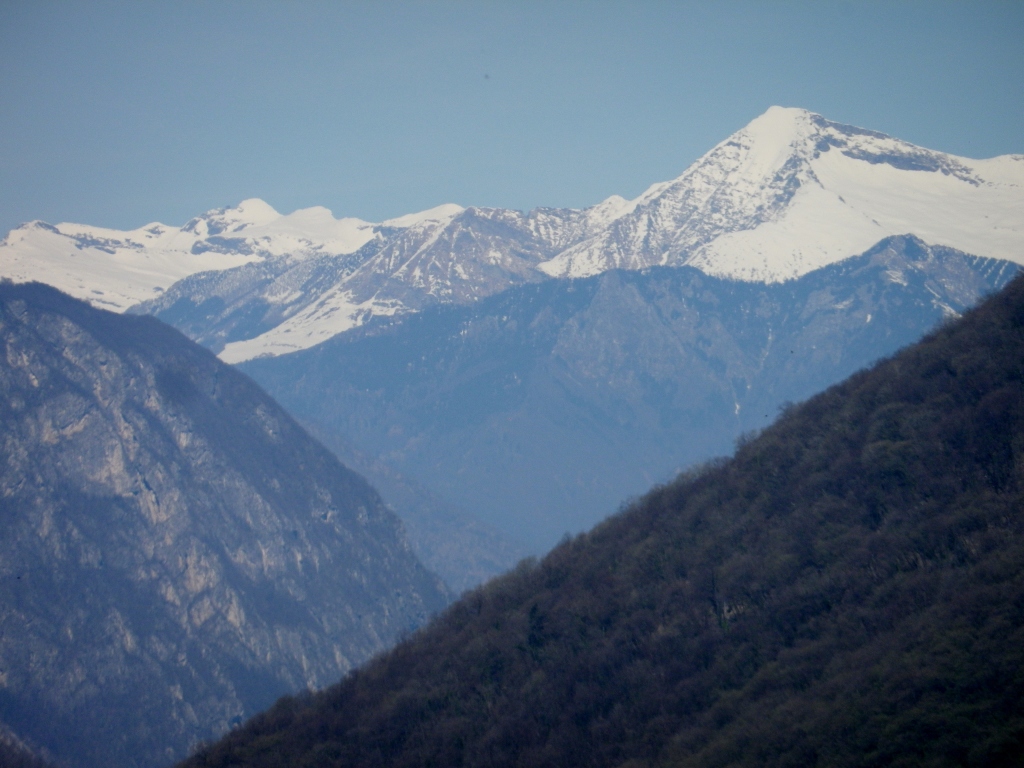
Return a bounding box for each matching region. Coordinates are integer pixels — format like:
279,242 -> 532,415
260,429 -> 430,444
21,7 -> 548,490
539,107 -> 1024,280
0,198 -> 380,311
1,107 -> 1021,361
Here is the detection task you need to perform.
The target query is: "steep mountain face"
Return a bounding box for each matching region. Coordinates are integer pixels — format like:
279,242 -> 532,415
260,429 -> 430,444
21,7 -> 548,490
0,283 -> 448,768
181,274 -> 1024,768
129,202 -> 617,363
3,108 -> 1021,363
540,106 -> 1024,281
242,236 -> 1018,551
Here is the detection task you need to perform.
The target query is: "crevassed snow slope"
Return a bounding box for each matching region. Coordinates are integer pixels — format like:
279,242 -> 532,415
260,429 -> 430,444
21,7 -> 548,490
539,107 -> 1024,282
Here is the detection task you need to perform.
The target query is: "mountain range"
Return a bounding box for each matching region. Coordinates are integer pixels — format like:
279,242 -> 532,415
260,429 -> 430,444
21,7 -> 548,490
1,103 -> 1023,766
2,107 -> 1021,365
0,282 -> 448,768
241,236 -> 1018,551
2,105 -> 1022,585
179,262 -> 1024,768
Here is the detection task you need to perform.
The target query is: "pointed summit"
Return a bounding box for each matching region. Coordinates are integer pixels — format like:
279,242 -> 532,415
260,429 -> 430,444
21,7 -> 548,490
3,108 -> 1023,357
539,107 -> 1024,281
720,105 -> 818,173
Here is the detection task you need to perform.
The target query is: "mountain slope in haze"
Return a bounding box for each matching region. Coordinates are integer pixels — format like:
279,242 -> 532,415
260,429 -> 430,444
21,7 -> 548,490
242,236 -> 1018,551
181,273 -> 1024,768
0,283 -> 448,768
4,108 -> 1021,363
297,424 -> 530,595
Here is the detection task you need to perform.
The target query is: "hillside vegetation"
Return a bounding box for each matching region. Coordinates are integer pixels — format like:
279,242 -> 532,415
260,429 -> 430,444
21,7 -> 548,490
184,276 -> 1024,767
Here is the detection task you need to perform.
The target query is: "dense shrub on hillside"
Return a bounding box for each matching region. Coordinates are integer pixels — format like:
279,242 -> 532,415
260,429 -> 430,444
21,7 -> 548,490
183,277 -> 1024,767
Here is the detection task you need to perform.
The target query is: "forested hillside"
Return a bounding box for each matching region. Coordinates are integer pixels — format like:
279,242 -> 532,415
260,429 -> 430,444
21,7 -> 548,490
184,275 -> 1024,767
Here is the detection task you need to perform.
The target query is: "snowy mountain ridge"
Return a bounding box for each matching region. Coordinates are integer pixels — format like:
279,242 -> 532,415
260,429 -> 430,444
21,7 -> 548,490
2,106 -> 1022,361
539,107 -> 1024,280
0,198 -> 477,312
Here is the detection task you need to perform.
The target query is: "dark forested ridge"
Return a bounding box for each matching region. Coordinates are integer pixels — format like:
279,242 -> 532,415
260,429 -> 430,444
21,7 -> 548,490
0,282 -> 448,768
184,275 -> 1024,767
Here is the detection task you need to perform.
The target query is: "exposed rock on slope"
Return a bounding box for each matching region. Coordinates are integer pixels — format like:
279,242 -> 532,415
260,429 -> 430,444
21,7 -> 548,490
540,106 -> 1024,281
0,282 -> 448,768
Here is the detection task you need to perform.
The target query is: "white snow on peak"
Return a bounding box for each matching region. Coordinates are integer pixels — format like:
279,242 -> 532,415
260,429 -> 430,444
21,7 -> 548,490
742,106 -> 816,141
729,106 -> 814,165
584,194 -> 637,228
214,204 -> 378,260
2,106 -> 1022,360
382,203 -> 465,229
539,106 -> 1024,282
0,199 -> 378,311
232,198 -> 281,225
183,198 -> 281,237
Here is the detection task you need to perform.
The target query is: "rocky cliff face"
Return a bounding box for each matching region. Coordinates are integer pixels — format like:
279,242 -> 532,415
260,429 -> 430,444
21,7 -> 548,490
0,282 -> 448,768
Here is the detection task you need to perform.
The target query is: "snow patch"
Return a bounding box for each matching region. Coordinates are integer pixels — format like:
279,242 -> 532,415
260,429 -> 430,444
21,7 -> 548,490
382,203 -> 465,229
218,289 -> 406,363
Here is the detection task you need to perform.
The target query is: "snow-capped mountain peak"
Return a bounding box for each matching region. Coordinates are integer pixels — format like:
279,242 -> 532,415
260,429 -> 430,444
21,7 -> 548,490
0,213 -> 258,311
0,198 -> 386,311
538,106 -> 1022,281
381,203 -> 466,229
182,198 -> 281,236
2,107 -> 1022,360
722,105 -> 817,177
582,194 -> 637,229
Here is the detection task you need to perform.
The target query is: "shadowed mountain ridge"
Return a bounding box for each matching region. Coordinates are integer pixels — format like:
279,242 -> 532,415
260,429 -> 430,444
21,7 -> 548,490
243,235 -> 1018,551
0,282 -> 448,768
184,273 -> 1024,767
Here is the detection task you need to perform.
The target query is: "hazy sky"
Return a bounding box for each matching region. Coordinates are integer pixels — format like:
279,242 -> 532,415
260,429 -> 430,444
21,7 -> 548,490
1,1 -> 1021,234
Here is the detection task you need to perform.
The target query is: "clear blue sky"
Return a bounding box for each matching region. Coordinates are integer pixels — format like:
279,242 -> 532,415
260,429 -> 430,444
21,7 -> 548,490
1,1 -> 1021,234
